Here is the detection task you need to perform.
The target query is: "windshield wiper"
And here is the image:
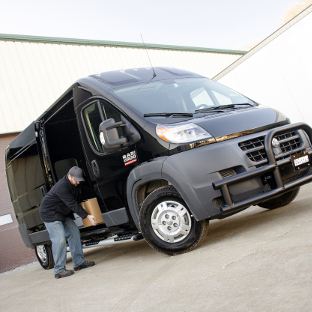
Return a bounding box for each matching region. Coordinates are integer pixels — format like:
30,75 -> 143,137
195,103 -> 253,113
144,112 -> 193,117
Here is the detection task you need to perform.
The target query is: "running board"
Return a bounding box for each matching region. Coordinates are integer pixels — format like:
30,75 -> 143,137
81,233 -> 144,249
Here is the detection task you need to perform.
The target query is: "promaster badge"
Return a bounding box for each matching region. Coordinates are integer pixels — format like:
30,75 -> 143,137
123,151 -> 137,166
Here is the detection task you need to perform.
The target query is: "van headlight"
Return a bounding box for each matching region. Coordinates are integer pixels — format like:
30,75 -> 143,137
156,123 -> 213,143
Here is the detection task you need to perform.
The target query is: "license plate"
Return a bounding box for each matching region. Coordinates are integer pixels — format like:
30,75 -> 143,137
290,151 -> 310,170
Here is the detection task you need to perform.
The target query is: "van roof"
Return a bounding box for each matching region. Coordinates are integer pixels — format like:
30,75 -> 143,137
89,67 -> 204,88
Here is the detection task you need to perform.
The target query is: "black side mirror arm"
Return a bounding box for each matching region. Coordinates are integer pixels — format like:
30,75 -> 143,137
120,116 -> 141,147
99,118 -> 141,153
99,119 -> 127,153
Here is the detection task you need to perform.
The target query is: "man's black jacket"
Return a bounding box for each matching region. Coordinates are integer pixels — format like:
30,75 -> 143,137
39,175 -> 96,222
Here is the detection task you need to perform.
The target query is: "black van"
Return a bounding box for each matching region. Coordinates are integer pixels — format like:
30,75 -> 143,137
5,67 -> 312,269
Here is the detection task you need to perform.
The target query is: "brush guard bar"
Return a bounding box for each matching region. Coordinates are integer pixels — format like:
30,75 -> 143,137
213,123 -> 312,215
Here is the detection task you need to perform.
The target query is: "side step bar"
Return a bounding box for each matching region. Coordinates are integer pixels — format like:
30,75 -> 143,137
81,233 -> 144,249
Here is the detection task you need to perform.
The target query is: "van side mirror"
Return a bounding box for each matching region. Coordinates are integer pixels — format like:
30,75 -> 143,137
99,119 -> 127,153
99,118 -> 140,153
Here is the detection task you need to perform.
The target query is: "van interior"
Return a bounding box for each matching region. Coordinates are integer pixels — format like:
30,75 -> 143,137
43,98 -> 88,184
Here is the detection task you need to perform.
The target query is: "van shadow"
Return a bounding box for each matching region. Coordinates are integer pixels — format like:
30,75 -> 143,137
69,197 -> 311,264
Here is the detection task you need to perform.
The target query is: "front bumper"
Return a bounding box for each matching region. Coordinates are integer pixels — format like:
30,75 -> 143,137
213,122 -> 312,215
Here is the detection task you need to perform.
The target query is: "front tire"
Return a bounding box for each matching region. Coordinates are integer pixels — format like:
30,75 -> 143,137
258,187 -> 300,210
139,186 -> 209,255
35,244 -> 54,270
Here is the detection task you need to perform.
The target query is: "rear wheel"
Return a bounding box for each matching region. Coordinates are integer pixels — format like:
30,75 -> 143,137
35,244 -> 54,270
139,186 -> 209,255
258,187 -> 300,210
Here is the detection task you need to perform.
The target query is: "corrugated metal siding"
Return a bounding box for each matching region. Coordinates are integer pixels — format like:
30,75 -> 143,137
0,37 -> 243,134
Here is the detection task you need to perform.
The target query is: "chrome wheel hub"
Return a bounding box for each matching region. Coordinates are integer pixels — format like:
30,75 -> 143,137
151,200 -> 192,243
36,245 -> 47,263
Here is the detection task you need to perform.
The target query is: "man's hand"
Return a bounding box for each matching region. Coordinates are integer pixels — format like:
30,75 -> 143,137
86,214 -> 97,226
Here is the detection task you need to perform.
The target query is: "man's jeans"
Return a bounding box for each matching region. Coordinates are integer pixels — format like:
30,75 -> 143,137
44,217 -> 84,274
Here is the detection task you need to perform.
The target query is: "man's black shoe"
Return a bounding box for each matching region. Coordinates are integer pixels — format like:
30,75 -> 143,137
55,269 -> 74,279
74,260 -> 95,271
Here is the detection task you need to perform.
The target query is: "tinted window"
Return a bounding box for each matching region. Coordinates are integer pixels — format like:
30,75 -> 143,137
190,87 -> 214,107
111,78 -> 254,114
100,100 -> 125,139
83,102 -> 103,153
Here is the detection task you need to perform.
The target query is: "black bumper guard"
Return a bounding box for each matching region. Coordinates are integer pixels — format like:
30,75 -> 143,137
213,123 -> 312,214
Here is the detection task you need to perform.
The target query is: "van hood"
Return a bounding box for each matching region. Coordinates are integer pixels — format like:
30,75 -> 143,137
191,107 -> 289,138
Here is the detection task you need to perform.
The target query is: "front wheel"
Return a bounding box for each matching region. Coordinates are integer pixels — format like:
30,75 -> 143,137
35,244 -> 54,270
258,187 -> 300,210
139,186 -> 209,255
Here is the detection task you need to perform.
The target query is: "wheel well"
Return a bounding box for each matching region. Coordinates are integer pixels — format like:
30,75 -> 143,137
135,179 -> 169,212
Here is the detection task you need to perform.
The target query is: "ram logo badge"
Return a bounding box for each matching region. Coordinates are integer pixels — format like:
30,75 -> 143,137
272,138 -> 280,147
123,151 -> 137,166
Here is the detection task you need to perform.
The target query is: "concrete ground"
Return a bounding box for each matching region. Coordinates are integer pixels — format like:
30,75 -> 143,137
1,184 -> 311,312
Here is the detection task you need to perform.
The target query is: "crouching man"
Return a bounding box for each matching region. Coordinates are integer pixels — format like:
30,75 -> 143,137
40,166 -> 97,279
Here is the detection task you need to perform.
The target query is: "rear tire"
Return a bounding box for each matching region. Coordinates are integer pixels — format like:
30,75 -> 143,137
139,186 -> 209,255
35,244 -> 54,270
258,187 -> 300,210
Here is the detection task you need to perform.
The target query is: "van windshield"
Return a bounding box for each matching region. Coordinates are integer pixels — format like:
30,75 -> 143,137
111,78 -> 255,115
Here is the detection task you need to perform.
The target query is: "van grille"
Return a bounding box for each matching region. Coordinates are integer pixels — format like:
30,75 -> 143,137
238,131 -> 302,164
219,169 -> 236,179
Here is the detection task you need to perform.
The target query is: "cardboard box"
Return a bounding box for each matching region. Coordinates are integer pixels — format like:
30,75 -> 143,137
81,198 -> 104,227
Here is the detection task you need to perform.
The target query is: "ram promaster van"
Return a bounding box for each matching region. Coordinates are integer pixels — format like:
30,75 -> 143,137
6,67 -> 312,269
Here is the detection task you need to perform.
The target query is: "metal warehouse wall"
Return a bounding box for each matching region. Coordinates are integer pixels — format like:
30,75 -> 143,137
0,35 -> 244,134
214,6 -> 312,127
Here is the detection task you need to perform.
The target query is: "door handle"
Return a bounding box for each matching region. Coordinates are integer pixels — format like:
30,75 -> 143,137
91,160 -> 100,177
40,185 -> 47,198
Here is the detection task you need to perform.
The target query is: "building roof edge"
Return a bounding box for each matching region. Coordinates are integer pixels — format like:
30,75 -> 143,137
213,4 -> 312,81
0,33 -> 246,55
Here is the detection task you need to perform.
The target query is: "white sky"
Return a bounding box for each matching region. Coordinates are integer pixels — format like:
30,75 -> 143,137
0,0 -> 299,50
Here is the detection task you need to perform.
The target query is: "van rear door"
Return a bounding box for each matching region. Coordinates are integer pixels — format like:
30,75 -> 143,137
5,122 -> 47,235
